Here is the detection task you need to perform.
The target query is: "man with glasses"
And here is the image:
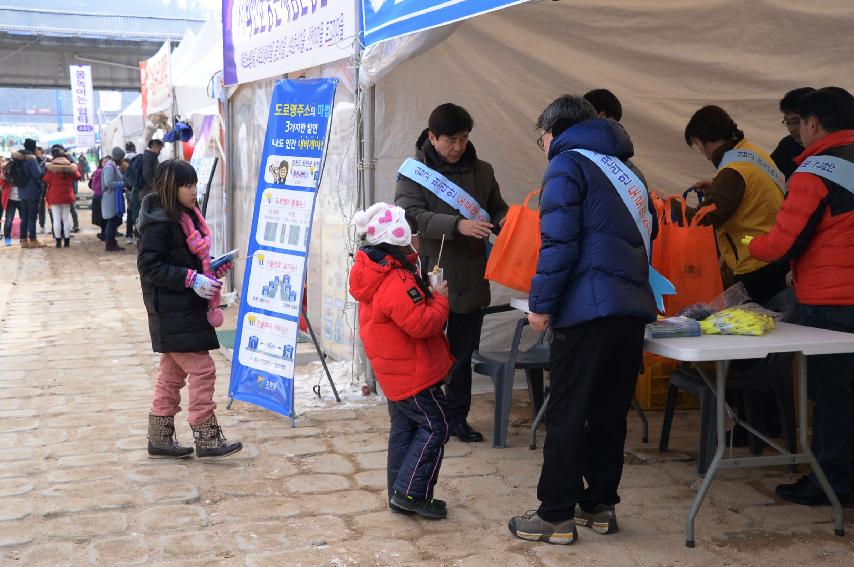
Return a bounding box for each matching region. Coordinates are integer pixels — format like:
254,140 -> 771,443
771,87 -> 816,179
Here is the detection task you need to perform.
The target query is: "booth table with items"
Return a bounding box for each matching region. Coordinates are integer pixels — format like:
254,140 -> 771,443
511,298 -> 851,547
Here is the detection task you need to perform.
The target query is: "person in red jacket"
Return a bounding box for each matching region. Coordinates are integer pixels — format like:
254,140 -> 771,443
43,152 -> 80,248
749,86 -> 854,507
349,202 -> 453,520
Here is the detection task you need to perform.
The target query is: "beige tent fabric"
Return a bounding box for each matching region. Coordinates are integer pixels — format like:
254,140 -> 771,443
373,0 -> 854,205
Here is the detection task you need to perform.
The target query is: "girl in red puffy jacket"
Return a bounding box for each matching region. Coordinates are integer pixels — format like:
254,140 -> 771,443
349,202 -> 453,520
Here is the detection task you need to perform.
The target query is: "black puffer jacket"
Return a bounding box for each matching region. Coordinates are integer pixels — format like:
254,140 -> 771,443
137,194 -> 219,353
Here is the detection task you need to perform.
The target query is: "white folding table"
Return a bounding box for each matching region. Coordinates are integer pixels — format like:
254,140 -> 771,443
645,323 -> 854,547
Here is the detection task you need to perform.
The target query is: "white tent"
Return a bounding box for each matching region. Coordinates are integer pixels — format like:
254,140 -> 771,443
226,0 -> 854,360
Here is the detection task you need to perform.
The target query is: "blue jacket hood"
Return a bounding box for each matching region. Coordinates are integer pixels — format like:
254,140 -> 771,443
548,118 -> 634,161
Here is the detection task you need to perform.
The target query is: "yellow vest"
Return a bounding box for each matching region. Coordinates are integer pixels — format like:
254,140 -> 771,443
716,140 -> 784,275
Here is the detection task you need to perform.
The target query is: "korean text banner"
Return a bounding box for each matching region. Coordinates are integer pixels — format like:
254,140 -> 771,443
361,0 -> 529,46
139,41 -> 173,119
228,78 -> 338,419
68,65 -> 95,148
222,0 -> 357,86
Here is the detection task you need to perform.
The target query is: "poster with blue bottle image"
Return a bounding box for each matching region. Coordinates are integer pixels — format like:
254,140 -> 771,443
228,78 -> 338,420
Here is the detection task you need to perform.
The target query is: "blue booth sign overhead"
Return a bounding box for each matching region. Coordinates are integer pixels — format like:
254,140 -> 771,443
361,0 -> 529,46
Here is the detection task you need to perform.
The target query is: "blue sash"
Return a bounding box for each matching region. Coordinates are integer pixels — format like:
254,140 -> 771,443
718,148 -> 786,193
568,149 -> 652,256
795,155 -> 854,193
567,149 -> 675,310
398,158 -> 491,223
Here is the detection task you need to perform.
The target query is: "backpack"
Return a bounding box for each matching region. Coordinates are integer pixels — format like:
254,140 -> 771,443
6,159 -> 29,188
125,154 -> 144,189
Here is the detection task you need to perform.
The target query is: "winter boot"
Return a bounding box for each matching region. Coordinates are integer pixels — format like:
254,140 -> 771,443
191,414 -> 242,459
147,414 -> 194,459
63,238 -> 70,248
29,238 -> 45,248
55,238 -> 62,248
105,239 -> 124,252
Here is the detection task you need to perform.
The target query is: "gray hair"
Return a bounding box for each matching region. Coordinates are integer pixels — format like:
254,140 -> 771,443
536,95 -> 597,133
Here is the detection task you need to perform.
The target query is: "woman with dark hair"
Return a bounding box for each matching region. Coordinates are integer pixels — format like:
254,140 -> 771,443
684,105 -> 788,304
89,156 -> 109,240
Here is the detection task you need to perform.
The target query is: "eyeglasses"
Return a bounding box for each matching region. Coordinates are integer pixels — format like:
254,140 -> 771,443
781,117 -> 801,127
536,132 -> 546,152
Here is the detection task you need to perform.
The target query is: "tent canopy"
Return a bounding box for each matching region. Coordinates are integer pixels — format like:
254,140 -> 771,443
365,0 -> 854,205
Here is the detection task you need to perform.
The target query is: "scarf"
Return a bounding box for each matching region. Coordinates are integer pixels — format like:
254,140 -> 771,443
178,207 -> 223,328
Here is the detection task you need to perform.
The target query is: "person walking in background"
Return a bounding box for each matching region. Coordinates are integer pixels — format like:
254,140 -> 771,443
349,202 -> 453,519
2,155 -> 22,247
12,139 -> 45,248
124,142 -> 138,241
77,154 -> 90,182
770,87 -> 816,180
34,146 -> 48,235
89,156 -> 108,241
101,148 -> 126,252
137,159 -> 241,460
508,95 -> 657,545
43,151 -> 80,248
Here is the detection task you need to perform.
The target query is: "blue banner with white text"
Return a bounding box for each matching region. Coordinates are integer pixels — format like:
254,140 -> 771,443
361,0 -> 529,46
228,78 -> 337,419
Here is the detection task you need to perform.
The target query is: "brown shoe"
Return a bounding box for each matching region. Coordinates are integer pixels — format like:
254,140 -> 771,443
29,239 -> 45,248
20,240 -> 29,248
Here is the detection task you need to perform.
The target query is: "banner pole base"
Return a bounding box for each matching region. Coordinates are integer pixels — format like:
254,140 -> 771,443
226,397 -> 234,410
302,308 -> 341,403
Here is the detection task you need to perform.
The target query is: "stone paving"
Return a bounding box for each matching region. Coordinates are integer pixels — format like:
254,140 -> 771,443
1,230 -> 853,566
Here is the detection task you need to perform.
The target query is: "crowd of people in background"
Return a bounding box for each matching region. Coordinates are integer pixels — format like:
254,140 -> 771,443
0,138 -> 163,252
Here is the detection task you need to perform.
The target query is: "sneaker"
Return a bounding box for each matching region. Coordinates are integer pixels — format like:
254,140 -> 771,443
508,511 -> 577,545
389,496 -> 447,515
575,503 -> 618,534
4,237 -> 10,246
389,490 -> 447,519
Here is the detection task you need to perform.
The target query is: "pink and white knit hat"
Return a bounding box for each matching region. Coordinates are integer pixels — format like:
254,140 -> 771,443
353,202 -> 412,247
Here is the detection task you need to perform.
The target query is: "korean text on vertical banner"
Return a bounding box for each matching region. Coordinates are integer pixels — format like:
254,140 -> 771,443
69,65 -> 95,148
228,78 -> 338,418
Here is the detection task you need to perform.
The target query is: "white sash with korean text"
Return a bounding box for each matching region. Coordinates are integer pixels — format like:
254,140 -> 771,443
398,158 -> 491,223
795,154 -> 854,194
718,148 -> 786,193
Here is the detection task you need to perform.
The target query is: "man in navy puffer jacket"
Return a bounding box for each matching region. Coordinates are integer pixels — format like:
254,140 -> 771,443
509,95 -> 657,545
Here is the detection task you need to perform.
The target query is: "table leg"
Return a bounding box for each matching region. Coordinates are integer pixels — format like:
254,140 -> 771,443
796,353 -> 845,537
685,359 -> 729,547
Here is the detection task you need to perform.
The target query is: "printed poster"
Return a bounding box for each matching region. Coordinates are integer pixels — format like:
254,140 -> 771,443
69,65 -> 96,148
228,78 -> 338,419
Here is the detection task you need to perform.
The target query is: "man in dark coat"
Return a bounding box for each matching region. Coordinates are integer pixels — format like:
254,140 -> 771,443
771,87 -> 815,180
509,95 -> 657,545
13,139 -> 45,247
395,103 -> 509,443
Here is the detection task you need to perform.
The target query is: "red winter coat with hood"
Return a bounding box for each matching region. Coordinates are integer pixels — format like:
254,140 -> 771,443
349,248 -> 453,401
749,130 -> 854,305
43,156 -> 79,206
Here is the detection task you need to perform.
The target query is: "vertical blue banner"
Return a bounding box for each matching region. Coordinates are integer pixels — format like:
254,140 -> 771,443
361,0 -> 529,46
228,78 -> 338,419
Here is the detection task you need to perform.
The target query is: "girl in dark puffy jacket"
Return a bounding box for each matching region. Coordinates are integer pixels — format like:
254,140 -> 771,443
349,202 -> 453,519
136,159 -> 241,460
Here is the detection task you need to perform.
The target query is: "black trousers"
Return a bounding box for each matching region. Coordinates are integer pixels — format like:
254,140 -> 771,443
537,316 -> 646,523
387,384 -> 449,502
445,311 -> 484,425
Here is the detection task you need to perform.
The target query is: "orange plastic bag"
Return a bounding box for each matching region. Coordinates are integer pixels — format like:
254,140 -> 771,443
485,189 -> 541,293
651,194 -> 723,315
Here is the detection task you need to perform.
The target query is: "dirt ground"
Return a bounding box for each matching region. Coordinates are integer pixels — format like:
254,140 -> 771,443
0,227 -> 852,566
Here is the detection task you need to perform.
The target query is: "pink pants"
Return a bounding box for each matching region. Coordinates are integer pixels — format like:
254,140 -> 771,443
150,352 -> 217,425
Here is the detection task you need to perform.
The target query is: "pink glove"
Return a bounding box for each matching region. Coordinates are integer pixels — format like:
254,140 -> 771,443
213,261 -> 233,280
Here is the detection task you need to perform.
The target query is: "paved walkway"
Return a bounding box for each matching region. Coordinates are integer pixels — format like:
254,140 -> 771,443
0,230 -> 852,566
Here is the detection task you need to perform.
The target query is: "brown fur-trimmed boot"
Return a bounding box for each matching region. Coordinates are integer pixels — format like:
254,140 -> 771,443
190,414 -> 242,459
147,414 -> 194,459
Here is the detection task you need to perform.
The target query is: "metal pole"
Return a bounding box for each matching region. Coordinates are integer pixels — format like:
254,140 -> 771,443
303,309 -> 341,403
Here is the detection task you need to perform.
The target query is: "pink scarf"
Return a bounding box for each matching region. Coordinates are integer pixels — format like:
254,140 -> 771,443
178,207 -> 223,328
